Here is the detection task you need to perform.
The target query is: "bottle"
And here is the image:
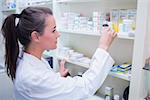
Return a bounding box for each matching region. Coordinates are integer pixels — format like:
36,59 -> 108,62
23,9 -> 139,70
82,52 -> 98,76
105,96 -> 111,100
104,86 -> 113,100
114,94 -> 120,100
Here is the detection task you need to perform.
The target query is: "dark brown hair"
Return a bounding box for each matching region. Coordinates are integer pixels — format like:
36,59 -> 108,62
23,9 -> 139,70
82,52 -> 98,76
1,7 -> 53,80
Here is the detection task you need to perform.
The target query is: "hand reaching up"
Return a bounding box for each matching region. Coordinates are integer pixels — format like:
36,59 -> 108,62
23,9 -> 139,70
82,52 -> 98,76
99,27 -> 117,51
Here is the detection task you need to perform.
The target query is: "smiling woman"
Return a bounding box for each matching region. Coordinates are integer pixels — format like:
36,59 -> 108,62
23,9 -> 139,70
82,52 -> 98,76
1,7 -> 116,100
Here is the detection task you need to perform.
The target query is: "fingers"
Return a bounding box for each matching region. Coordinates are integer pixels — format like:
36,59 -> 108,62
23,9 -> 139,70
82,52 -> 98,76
64,69 -> 69,74
99,27 -> 117,51
101,27 -> 109,33
59,59 -> 69,77
102,27 -> 117,38
60,59 -> 65,66
109,29 -> 117,37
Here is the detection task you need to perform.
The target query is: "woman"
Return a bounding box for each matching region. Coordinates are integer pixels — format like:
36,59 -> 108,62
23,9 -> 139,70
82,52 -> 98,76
1,7 -> 116,100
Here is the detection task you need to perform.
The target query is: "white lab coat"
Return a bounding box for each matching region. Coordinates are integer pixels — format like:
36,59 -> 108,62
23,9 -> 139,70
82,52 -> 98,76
13,48 -> 114,100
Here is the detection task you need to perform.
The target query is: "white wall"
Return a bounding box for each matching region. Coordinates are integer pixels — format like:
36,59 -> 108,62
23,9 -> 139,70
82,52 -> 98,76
0,72 -> 13,100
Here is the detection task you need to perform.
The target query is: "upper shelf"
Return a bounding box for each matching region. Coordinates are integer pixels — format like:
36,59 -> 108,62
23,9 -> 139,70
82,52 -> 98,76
58,29 -> 135,40
18,1 -> 52,9
55,0 -> 99,3
55,0 -> 137,3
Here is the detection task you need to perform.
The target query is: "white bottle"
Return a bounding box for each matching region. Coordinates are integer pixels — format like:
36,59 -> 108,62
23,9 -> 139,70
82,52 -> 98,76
114,94 -> 120,100
123,19 -> 133,32
104,86 -> 113,100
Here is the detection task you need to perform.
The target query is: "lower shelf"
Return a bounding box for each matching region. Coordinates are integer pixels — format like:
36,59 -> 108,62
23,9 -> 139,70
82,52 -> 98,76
57,56 -> 131,81
109,72 -> 131,81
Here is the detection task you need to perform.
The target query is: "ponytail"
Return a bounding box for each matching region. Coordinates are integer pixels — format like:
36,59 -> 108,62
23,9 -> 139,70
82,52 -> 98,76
1,14 -> 20,80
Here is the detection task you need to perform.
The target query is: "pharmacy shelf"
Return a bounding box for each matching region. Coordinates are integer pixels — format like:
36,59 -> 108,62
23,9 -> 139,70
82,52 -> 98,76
55,0 -> 99,3
18,1 -> 52,9
1,8 -> 16,12
109,72 -> 131,81
57,56 -> 131,81
58,29 -> 134,40
86,95 -> 104,100
55,0 -> 136,3
58,29 -> 100,36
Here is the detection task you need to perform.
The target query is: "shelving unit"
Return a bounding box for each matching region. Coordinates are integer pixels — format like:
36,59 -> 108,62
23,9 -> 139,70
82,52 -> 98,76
53,0 -> 135,98
53,0 -> 150,99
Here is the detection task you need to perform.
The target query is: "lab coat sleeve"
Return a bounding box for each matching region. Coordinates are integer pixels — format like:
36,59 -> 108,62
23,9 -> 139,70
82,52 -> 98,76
56,72 -> 61,77
23,48 -> 114,100
81,48 -> 115,95
55,48 -> 114,98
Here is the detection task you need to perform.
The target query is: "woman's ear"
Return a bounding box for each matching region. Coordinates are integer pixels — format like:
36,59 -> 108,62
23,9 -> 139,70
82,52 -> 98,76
31,31 -> 40,42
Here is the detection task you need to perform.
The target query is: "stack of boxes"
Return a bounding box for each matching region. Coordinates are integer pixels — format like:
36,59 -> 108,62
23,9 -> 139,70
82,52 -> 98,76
60,9 -> 136,36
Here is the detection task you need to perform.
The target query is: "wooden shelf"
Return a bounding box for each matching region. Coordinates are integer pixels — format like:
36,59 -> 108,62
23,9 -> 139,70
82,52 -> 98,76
58,29 -> 134,40
57,56 -> 131,81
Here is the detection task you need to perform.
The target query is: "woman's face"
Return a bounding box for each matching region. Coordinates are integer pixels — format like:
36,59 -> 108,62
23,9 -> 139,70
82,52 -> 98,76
39,15 -> 60,50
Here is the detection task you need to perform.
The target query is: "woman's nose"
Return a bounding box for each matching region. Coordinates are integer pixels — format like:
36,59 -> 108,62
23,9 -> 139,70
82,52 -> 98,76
57,31 -> 61,37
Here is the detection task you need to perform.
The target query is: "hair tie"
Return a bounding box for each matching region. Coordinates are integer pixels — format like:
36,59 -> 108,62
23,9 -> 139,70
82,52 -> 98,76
14,14 -> 21,18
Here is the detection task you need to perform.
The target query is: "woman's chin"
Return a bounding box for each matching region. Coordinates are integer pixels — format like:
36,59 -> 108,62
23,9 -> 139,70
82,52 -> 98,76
50,46 -> 57,50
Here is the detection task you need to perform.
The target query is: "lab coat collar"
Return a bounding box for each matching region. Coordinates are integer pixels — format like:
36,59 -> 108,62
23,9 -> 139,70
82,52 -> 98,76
21,52 -> 52,70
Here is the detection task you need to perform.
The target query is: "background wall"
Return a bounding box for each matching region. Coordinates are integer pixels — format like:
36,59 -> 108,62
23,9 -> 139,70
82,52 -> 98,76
0,72 -> 13,100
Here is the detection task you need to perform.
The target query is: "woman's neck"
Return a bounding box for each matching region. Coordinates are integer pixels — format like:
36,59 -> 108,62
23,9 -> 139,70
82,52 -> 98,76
25,46 -> 44,60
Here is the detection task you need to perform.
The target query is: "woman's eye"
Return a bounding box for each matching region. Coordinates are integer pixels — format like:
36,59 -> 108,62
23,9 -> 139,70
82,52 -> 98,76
52,30 -> 56,33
